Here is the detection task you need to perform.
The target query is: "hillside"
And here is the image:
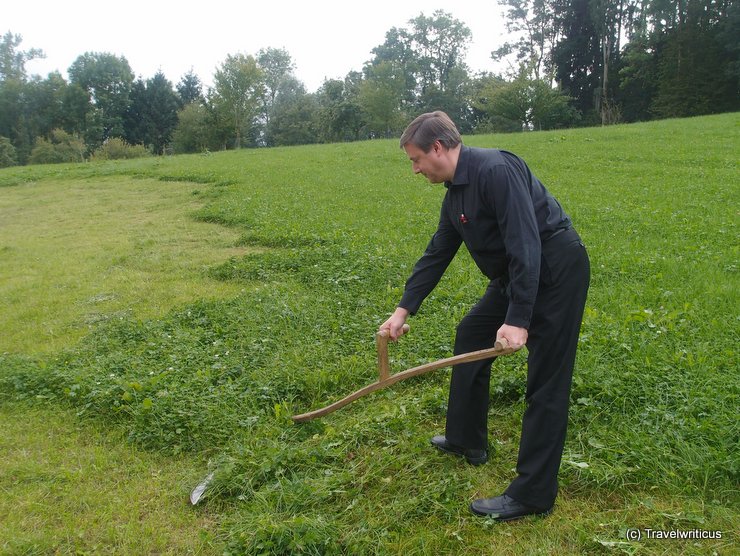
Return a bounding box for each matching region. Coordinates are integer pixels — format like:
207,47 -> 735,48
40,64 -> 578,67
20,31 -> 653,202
1,114 -> 738,554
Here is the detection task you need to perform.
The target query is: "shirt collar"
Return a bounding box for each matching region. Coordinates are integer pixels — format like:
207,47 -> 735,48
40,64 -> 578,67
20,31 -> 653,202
444,144 -> 470,188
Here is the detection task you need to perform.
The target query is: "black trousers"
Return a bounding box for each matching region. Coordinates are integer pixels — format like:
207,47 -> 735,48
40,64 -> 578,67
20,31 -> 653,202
445,228 -> 590,510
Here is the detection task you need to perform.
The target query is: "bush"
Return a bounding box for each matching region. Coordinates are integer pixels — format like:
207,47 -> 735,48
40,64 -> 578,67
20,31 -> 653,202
0,136 -> 18,168
91,138 -> 151,160
28,129 -> 86,165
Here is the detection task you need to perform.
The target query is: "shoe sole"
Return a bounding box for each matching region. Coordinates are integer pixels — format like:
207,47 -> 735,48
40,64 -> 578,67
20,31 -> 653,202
469,504 -> 553,521
431,441 -> 488,465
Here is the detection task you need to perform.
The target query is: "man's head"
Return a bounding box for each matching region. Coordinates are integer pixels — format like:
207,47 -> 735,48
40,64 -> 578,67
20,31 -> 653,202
399,111 -> 461,152
400,111 -> 462,184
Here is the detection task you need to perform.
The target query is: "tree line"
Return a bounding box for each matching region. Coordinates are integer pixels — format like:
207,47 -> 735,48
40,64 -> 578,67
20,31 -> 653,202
1,3 -> 737,166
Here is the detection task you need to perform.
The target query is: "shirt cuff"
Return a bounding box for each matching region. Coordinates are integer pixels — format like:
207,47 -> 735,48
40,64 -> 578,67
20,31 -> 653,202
398,292 -> 422,316
505,303 -> 532,329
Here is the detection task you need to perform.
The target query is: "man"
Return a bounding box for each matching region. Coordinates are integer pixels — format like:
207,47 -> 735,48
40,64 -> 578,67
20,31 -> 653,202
379,111 -> 590,521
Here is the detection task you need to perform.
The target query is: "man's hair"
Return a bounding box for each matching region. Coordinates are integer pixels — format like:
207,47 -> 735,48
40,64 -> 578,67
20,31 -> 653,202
399,111 -> 461,152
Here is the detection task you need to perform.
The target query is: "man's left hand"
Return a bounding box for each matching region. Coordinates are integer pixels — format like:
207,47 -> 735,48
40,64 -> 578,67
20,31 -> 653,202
496,324 -> 528,350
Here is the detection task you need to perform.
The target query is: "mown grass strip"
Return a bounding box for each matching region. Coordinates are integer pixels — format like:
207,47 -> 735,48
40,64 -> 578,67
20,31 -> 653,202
0,176 -> 250,353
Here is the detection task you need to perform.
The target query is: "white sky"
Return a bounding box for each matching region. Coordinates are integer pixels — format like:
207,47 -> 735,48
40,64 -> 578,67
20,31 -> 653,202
6,1 -> 510,92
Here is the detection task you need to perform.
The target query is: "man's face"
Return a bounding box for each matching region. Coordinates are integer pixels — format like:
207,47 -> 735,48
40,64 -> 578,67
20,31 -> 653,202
404,141 -> 450,184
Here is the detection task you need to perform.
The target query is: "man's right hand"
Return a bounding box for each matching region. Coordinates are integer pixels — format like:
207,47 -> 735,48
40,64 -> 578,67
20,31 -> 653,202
379,307 -> 410,341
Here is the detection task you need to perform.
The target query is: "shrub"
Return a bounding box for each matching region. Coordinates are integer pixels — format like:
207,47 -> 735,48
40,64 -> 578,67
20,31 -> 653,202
0,136 -> 18,168
91,138 -> 151,160
28,129 -> 86,165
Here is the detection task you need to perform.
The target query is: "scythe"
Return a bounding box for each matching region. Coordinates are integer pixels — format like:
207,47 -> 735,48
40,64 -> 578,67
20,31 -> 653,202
292,325 -> 519,423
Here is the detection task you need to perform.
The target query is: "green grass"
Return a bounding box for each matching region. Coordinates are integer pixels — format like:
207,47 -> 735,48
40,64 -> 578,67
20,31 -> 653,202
0,402 -> 223,555
0,175 -> 249,354
0,113 -> 738,554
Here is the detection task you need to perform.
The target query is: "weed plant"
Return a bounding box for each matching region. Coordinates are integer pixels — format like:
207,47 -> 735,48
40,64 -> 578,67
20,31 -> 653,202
0,113 -> 737,554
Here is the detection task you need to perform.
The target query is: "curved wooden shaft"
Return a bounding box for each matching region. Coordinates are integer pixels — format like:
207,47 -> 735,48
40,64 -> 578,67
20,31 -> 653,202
292,335 -> 517,423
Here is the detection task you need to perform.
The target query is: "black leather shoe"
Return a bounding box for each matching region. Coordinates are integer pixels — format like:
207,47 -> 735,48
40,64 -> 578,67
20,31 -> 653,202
430,435 -> 488,465
470,494 -> 553,521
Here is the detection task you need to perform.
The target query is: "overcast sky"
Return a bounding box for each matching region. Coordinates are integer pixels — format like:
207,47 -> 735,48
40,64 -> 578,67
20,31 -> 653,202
6,1 -> 511,92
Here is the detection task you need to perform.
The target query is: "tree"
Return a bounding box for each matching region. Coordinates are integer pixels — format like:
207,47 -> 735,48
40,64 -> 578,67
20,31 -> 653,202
614,0 -> 739,120
414,64 -> 474,132
591,0 -> 629,124
5,72 -> 73,162
0,76 -> 26,159
212,53 -> 265,148
618,36 -> 659,121
407,11 -> 472,95
0,136 -> 17,167
26,73 -> 69,134
359,61 -> 407,138
257,47 -> 297,144
148,72 -> 180,153
266,80 -> 319,146
60,83 -> 91,138
0,31 -> 44,82
478,73 -> 576,130
172,103 -> 214,153
0,33 -> 46,162
469,73 -> 517,132
0,75 -> 66,164
552,0 -> 602,121
502,0 -> 633,123
68,52 -> 134,146
126,71 -> 179,153
492,0 -> 563,83
719,1 -> 740,82
368,11 -> 473,114
176,69 -> 203,106
124,78 -> 148,146
648,0 -> 739,118
315,74 -> 365,142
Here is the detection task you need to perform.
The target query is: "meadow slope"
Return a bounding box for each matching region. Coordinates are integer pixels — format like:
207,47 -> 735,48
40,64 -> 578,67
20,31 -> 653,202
1,113 -> 737,554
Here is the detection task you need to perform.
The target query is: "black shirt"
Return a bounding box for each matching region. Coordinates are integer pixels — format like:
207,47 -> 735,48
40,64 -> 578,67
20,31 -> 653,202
398,145 -> 572,329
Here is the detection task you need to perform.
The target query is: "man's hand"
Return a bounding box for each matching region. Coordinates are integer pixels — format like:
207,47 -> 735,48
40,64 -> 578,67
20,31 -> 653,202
496,324 -> 528,350
379,307 -> 410,341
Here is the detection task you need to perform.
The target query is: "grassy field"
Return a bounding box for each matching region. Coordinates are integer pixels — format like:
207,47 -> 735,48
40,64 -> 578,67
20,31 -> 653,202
0,176 -> 249,353
0,403 -> 222,554
0,113 -> 737,554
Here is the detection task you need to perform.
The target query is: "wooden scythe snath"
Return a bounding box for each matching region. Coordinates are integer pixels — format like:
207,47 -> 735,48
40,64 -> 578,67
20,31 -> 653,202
292,325 -> 520,423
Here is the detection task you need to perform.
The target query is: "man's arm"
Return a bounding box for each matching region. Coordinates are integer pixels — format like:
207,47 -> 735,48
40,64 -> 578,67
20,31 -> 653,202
487,161 -> 541,332
380,200 -> 462,339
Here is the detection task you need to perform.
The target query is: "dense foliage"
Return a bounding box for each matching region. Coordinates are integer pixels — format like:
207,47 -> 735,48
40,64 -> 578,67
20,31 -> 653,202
1,3 -> 737,162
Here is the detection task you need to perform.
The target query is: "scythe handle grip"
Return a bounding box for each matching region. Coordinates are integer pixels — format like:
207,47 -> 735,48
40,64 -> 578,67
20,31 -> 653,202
376,323 -> 411,340
376,324 -> 410,381
494,337 -> 510,351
